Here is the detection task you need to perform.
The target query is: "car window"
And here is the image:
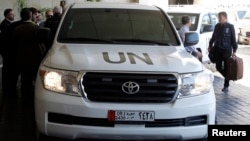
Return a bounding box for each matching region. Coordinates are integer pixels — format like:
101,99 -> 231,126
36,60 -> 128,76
237,10 -> 247,19
167,13 -> 199,31
200,14 -> 212,33
58,8 -> 179,46
210,14 -> 218,25
201,15 -> 211,24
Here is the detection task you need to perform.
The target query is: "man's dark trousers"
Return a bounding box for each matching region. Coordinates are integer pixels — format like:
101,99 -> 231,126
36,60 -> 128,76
215,48 -> 232,87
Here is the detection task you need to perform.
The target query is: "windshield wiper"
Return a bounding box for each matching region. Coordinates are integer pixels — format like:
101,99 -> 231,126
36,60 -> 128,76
112,39 -> 171,46
59,38 -> 174,45
60,37 -> 114,43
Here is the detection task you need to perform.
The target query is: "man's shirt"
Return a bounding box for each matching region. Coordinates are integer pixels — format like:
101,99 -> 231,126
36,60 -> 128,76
178,25 -> 198,54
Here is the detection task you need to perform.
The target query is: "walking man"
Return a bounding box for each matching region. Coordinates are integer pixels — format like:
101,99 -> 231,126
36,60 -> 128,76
208,11 -> 238,92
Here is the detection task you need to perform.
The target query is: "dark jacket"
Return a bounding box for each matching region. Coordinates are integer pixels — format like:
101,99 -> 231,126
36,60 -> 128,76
44,13 -> 62,46
12,21 -> 41,66
209,22 -> 238,53
0,19 -> 12,36
0,19 -> 12,55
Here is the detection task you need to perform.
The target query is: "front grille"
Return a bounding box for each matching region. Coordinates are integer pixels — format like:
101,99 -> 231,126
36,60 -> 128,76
81,72 -> 178,103
146,115 -> 207,127
48,113 -> 207,127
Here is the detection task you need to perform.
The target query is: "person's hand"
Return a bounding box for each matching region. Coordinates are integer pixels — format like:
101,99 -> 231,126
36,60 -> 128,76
232,52 -> 236,56
197,51 -> 203,59
208,46 -> 212,52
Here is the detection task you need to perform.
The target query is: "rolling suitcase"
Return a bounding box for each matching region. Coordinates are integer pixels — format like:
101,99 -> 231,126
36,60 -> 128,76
226,55 -> 243,81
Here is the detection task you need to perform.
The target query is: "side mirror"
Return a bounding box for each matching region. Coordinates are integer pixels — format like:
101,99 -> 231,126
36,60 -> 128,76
184,32 -> 199,47
38,27 -> 50,43
202,25 -> 214,33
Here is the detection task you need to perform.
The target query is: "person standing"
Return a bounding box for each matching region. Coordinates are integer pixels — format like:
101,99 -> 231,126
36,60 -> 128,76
0,8 -> 15,96
60,0 -> 68,14
44,6 -> 62,47
45,9 -> 53,20
208,11 -> 238,92
178,15 -> 203,61
36,10 -> 44,27
38,9 -> 54,28
12,8 -> 41,99
0,8 -> 15,55
30,7 -> 39,25
0,8 -> 15,38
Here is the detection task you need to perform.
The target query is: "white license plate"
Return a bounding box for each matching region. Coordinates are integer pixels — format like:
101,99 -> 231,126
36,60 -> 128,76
109,110 -> 155,121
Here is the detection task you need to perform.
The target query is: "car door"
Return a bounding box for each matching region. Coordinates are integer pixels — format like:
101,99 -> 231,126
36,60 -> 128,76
198,13 -> 217,63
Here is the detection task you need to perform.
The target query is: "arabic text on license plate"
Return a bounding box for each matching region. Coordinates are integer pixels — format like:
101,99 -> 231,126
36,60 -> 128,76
113,111 -> 155,121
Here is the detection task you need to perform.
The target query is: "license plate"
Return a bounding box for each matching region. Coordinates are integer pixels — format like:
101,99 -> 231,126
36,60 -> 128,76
108,110 -> 155,121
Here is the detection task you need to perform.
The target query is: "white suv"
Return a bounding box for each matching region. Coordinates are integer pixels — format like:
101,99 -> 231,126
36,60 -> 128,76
167,6 -> 218,63
35,2 -> 216,141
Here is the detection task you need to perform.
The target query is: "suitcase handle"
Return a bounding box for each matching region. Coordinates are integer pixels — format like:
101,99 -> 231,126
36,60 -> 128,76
230,55 -> 237,58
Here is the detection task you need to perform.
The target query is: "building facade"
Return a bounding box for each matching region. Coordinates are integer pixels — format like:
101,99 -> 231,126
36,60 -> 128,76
1,0 -> 249,21
0,0 -> 170,21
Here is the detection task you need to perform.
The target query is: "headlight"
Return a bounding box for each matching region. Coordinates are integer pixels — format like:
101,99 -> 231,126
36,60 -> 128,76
178,69 -> 214,98
39,67 -> 81,96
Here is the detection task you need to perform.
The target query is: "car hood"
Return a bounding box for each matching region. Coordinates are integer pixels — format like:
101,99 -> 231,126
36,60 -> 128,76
43,44 -> 203,73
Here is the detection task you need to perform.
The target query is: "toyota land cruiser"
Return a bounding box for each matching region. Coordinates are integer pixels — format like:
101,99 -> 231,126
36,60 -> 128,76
35,2 -> 216,141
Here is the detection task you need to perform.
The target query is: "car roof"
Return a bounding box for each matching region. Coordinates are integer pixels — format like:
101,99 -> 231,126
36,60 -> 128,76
71,2 -> 160,11
167,10 -> 202,14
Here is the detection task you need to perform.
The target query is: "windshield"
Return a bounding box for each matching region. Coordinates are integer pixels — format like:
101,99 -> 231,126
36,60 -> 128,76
58,8 -> 180,46
167,13 -> 199,31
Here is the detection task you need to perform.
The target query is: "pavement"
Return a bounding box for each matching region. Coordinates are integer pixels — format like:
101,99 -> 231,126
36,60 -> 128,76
205,45 -> 250,124
0,47 -> 250,141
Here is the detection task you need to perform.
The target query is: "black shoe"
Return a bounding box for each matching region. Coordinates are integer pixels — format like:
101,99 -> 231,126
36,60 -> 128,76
222,87 -> 229,92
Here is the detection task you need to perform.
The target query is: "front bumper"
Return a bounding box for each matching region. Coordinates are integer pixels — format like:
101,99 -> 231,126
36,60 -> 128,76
35,78 -> 216,140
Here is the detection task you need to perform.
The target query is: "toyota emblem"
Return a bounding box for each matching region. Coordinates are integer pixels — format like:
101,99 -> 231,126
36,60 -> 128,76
122,81 -> 140,94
